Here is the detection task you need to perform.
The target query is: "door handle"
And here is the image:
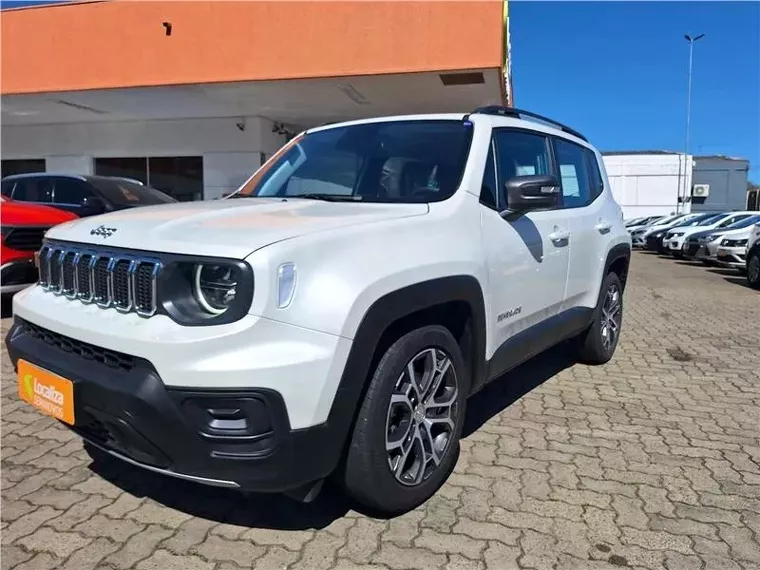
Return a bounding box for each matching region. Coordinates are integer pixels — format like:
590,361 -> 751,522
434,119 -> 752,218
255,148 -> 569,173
549,229 -> 570,244
595,220 -> 612,234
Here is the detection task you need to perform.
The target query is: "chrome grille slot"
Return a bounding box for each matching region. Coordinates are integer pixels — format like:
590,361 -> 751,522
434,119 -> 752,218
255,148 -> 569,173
61,251 -> 77,298
47,248 -> 63,293
76,254 -> 94,302
38,245 -> 51,287
134,261 -> 160,316
111,259 -> 134,312
93,257 -> 111,307
36,243 -> 161,318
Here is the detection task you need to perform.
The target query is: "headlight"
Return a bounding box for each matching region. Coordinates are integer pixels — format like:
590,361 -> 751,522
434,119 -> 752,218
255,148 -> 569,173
735,239 -> 748,247
160,257 -> 254,326
193,264 -> 238,315
721,239 -> 729,246
672,232 -> 684,237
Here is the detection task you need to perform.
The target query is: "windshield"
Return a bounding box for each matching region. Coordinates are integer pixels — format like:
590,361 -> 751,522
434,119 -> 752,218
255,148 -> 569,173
725,214 -> 760,229
234,120 -> 474,202
87,177 -> 176,206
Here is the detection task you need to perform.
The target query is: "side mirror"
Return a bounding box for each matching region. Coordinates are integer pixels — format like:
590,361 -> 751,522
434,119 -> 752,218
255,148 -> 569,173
501,174 -> 561,217
81,196 -> 106,213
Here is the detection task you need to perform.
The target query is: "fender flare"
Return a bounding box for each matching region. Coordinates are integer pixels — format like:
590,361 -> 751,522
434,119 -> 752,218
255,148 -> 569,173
315,275 -> 487,468
603,243 -> 632,290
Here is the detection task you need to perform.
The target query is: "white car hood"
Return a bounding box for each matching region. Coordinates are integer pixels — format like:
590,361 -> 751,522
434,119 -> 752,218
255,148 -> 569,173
46,198 -> 429,258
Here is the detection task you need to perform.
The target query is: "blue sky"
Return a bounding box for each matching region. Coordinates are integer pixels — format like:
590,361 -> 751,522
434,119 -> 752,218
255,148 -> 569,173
4,1 -> 758,181
510,1 -> 760,181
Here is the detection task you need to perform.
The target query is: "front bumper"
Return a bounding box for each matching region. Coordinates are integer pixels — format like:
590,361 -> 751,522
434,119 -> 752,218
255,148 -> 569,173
0,259 -> 38,295
5,317 -> 343,492
5,285 -> 354,492
667,237 -> 686,253
716,246 -> 747,269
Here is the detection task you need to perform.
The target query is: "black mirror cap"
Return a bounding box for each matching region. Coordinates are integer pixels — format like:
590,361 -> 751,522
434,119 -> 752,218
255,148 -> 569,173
503,174 -> 561,213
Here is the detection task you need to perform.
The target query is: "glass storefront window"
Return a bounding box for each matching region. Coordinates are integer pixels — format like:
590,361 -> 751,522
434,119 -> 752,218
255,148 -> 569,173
94,156 -> 203,202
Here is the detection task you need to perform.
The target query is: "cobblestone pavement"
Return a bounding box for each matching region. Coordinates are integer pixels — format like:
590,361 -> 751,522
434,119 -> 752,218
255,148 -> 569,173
2,252 -> 759,570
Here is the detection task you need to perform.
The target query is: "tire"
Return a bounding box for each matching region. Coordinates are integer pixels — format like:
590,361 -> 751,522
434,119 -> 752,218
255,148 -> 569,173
343,325 -> 468,515
748,250 -> 760,290
573,272 -> 624,365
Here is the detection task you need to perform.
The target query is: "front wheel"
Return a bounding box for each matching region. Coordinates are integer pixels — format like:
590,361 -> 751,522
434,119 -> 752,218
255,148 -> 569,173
747,250 -> 760,290
573,272 -> 624,365
343,325 -> 467,514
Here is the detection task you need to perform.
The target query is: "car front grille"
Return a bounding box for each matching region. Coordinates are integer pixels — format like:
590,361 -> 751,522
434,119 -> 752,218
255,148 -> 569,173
2,226 -> 49,251
37,243 -> 161,317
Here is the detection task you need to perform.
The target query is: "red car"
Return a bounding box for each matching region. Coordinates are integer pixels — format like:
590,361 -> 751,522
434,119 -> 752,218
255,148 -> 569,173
1,196 -> 78,296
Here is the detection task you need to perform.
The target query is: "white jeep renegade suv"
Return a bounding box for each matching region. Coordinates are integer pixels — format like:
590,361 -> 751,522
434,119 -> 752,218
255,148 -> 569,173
6,107 -> 631,514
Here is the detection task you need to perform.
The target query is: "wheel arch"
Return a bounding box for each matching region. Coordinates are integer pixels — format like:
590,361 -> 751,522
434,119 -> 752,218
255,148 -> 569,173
319,275 -> 487,469
604,242 -> 632,291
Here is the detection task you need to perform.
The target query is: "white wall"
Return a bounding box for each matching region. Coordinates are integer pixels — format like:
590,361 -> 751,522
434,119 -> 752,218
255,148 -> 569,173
1,116 -> 292,199
603,153 -> 693,218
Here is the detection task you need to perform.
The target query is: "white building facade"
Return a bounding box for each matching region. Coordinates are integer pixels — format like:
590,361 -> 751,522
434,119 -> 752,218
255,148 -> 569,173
602,151 -> 693,219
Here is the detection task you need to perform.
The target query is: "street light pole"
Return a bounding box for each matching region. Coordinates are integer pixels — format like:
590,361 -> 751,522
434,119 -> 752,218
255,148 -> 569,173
680,33 -> 705,213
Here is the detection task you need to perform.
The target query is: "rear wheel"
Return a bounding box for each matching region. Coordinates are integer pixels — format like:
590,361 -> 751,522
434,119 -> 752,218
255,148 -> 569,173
343,325 -> 467,514
747,250 -> 760,290
573,272 -> 623,365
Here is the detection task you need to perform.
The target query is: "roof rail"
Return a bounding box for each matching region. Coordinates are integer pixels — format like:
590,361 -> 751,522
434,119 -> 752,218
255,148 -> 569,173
471,106 -> 588,142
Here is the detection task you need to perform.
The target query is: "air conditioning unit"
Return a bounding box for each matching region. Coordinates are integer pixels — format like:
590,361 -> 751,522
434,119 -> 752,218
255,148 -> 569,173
692,184 -> 710,197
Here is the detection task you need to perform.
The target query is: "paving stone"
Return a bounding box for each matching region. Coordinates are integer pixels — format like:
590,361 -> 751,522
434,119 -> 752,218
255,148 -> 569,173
414,528 -> 486,560
104,524 -> 174,569
58,537 -> 121,570
136,549 -> 215,570
16,526 -> 92,558
1,506 -> 61,545
372,542 -> 447,570
74,513 -> 145,543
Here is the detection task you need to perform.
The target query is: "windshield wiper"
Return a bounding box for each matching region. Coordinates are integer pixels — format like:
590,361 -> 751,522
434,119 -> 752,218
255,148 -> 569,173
296,194 -> 363,202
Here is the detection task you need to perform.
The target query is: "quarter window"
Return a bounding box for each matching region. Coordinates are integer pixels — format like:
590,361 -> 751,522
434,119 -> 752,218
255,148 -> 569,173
554,138 -> 592,208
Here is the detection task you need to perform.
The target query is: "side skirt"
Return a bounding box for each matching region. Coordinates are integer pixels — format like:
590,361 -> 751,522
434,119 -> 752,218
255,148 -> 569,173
484,307 -> 594,383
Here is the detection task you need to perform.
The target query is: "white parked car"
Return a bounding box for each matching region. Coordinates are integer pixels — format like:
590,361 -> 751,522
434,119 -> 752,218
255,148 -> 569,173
694,215 -> 760,265
663,211 -> 756,258
629,214 -> 684,246
715,217 -> 760,270
631,213 -> 703,249
5,108 -> 631,514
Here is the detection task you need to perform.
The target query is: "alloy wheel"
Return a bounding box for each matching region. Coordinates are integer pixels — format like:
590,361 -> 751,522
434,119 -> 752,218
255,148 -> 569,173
385,348 -> 458,487
600,283 -> 622,353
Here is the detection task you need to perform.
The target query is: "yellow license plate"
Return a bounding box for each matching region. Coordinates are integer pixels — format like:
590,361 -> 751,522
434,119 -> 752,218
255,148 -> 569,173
18,360 -> 75,425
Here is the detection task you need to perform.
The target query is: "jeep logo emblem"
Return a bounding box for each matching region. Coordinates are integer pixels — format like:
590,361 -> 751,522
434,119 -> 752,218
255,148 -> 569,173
90,225 -> 117,238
